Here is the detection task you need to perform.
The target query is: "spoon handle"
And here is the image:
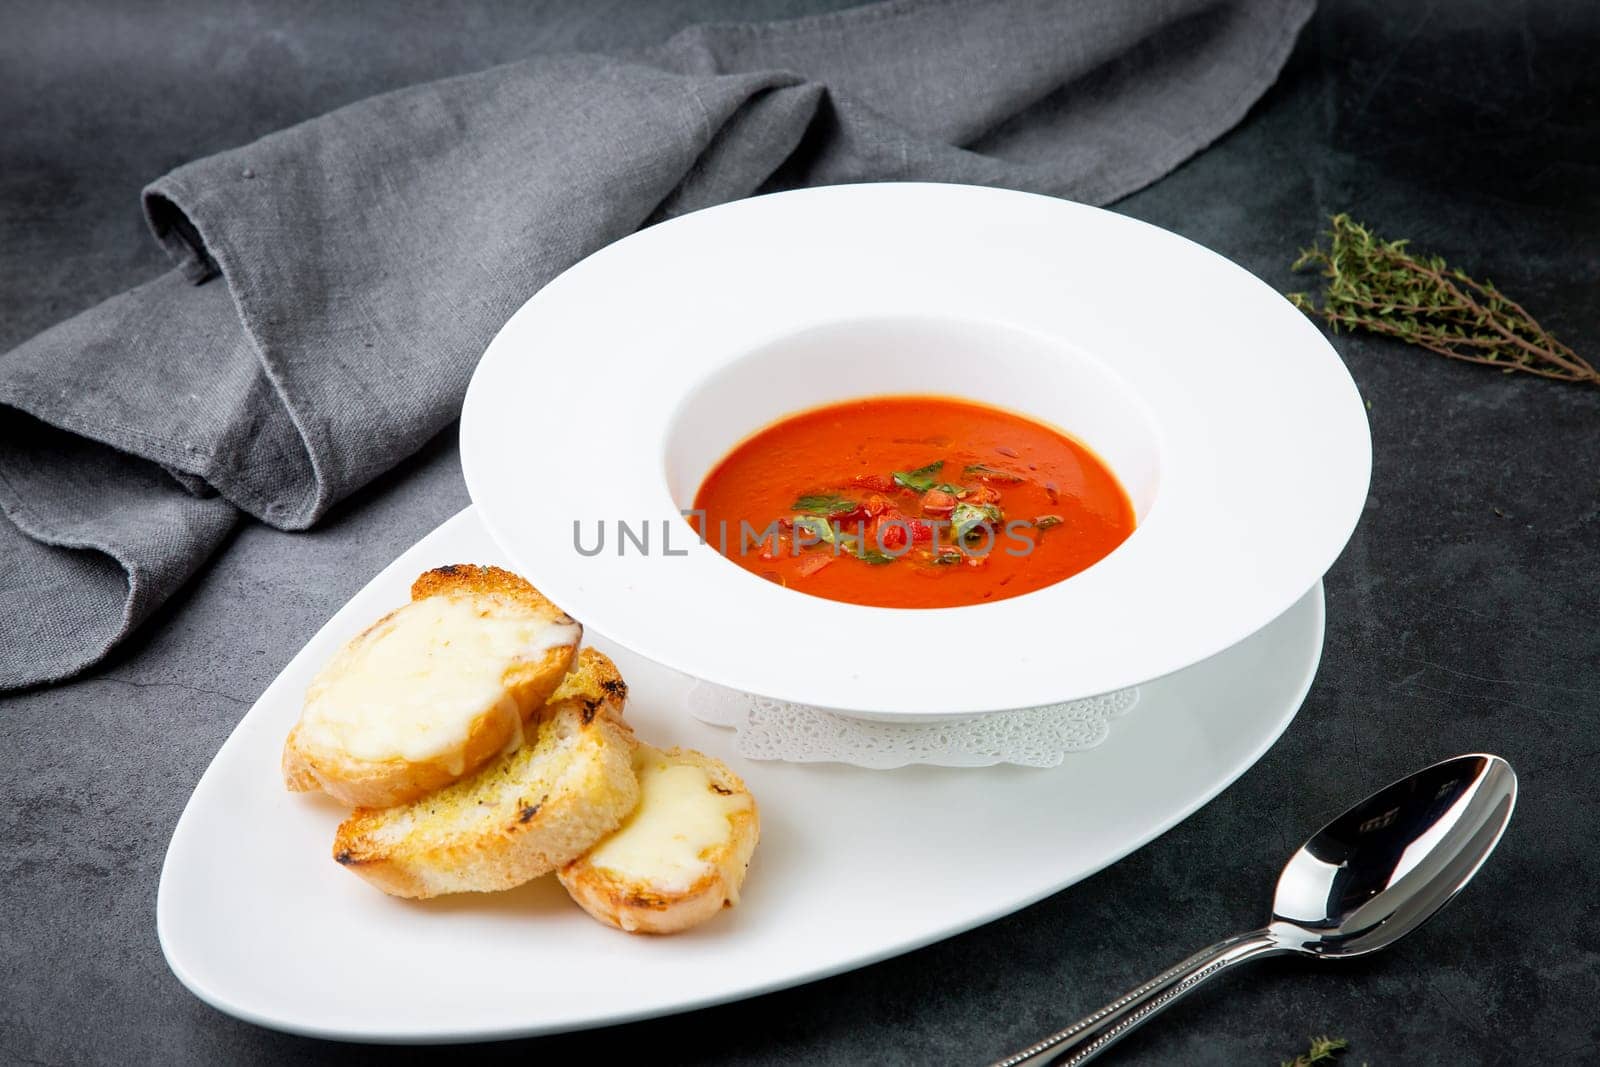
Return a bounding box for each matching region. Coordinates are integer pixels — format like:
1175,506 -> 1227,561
991,929 -> 1284,1066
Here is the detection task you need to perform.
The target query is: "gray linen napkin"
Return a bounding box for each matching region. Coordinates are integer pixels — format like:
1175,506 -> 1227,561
0,0 -> 1313,690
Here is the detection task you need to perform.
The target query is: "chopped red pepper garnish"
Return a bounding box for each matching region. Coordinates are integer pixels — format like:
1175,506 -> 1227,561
921,488 -> 957,516
795,553 -> 833,578
967,485 -> 1001,505
852,473 -> 895,492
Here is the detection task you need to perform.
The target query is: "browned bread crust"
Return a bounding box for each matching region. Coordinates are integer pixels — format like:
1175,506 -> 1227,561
331,649 -> 639,899
558,745 -> 759,934
282,564 -> 580,809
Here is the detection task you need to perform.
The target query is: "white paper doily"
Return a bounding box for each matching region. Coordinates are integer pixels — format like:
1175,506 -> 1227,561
687,682 -> 1140,769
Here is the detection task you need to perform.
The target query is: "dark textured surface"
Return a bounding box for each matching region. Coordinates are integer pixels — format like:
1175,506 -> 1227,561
1,1 -> 1596,1064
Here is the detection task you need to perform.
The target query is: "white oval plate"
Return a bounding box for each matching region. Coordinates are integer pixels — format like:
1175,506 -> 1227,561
158,507 -> 1324,1043
461,182 -> 1367,717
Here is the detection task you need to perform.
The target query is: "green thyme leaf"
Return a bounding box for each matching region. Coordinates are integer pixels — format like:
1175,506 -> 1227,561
1280,1035 -> 1348,1067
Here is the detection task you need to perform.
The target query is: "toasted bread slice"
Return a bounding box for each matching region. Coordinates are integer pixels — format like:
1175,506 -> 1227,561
331,648 -> 638,898
283,564 -> 581,808
558,745 -> 758,934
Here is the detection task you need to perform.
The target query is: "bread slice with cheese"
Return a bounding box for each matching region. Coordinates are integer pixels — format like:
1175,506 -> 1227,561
282,564 -> 581,809
558,745 -> 758,934
331,648 -> 639,898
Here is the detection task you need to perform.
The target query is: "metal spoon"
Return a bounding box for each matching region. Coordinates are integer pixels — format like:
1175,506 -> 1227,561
994,753 -> 1518,1066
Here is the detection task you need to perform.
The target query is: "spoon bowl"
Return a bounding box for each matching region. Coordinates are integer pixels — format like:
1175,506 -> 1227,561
997,753 -> 1518,1066
1270,753 -> 1518,957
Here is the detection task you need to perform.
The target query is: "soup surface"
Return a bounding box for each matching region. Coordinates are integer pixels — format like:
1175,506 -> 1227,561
691,395 -> 1135,608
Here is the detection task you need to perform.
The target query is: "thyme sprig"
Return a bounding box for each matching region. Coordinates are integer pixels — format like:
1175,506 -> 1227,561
1280,1034 -> 1349,1067
1288,214 -> 1597,386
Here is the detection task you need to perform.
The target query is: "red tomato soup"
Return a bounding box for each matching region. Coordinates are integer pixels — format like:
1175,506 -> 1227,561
691,395 -> 1135,608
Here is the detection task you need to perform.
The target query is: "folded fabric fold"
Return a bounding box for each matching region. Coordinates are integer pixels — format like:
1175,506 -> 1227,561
0,0 -> 1314,690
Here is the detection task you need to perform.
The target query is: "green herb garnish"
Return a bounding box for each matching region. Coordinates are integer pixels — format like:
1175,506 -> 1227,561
800,518 -> 898,564
962,463 -> 1025,483
892,461 -> 945,493
792,516 -> 838,547
932,549 -> 963,565
1035,514 -> 1063,529
952,501 -> 1003,540
835,525 -> 897,565
791,493 -> 858,516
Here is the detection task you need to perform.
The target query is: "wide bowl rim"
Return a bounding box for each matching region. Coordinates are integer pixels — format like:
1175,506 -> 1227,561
461,182 -> 1369,716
